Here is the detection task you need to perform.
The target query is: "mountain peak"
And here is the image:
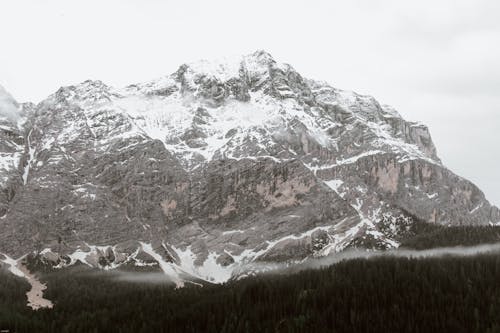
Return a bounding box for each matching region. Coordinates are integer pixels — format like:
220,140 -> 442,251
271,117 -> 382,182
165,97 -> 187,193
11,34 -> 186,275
51,79 -> 114,105
179,49 -> 277,80
246,49 -> 277,66
162,50 -> 309,105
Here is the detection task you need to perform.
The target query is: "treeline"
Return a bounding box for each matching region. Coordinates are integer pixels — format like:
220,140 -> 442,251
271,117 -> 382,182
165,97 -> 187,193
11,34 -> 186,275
2,254 -> 500,332
401,225 -> 500,250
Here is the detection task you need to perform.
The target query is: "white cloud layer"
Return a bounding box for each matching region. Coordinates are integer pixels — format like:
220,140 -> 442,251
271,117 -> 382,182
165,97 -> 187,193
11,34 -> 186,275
0,85 -> 20,122
0,0 -> 498,205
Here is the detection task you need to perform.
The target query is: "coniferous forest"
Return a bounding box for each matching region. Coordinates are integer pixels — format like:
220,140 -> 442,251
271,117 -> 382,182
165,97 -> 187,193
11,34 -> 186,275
400,225 -> 500,249
2,252 -> 500,333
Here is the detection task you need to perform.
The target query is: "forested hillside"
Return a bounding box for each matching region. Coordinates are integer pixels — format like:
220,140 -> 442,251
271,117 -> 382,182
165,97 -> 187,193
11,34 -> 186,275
2,254 -> 500,333
400,225 -> 500,249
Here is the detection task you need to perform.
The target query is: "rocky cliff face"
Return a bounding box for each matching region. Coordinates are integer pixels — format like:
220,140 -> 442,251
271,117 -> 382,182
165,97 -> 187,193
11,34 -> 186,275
0,86 -> 26,219
1,51 -> 499,283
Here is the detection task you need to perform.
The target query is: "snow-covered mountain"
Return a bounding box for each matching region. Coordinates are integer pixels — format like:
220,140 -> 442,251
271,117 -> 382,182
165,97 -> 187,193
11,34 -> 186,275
1,50 -> 499,284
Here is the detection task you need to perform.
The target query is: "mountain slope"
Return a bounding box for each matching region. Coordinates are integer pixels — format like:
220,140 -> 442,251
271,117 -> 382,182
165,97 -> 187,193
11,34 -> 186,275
0,85 -> 27,218
1,51 -> 499,283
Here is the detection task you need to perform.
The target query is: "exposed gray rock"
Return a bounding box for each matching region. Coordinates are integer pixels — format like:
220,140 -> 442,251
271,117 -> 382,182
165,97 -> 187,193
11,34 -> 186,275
216,252 -> 234,266
0,88 -> 26,218
134,250 -> 157,264
257,237 -> 313,262
39,251 -> 61,266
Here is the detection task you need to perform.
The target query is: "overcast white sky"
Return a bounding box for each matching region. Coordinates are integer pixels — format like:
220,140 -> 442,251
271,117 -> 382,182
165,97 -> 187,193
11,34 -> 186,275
1,0 -> 499,206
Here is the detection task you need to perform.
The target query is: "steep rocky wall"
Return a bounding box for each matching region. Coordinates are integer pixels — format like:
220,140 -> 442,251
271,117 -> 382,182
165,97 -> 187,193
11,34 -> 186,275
318,153 -> 497,226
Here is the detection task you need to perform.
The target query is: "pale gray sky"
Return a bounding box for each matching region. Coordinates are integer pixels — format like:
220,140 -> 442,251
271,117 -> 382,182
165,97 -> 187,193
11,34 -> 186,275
1,0 -> 499,206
